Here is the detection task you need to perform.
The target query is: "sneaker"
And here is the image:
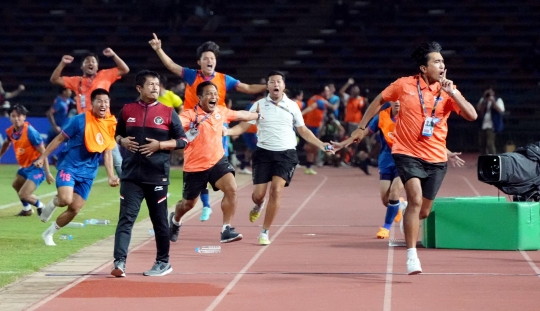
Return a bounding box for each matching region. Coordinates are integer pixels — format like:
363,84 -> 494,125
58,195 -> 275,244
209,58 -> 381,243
40,199 -> 57,223
258,233 -> 271,246
111,260 -> 126,277
220,226 -> 243,243
358,160 -> 370,175
395,198 -> 407,223
143,261 -> 172,277
200,207 -> 212,222
399,205 -> 407,235
304,168 -> 317,175
37,208 -> 42,216
407,257 -> 422,275
169,212 -> 181,242
249,200 -> 265,223
16,209 -> 33,216
238,168 -> 252,175
376,227 -> 390,239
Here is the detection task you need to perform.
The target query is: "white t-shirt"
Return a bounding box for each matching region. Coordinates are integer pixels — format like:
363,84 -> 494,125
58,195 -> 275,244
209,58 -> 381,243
248,94 -> 305,151
478,97 -> 505,130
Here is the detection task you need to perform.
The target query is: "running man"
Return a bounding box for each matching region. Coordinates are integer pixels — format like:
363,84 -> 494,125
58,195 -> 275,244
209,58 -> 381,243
50,48 -> 129,176
149,33 -> 266,221
348,42 -> 477,274
35,88 -> 119,246
169,81 -> 261,243
0,105 -> 54,216
226,71 -> 333,245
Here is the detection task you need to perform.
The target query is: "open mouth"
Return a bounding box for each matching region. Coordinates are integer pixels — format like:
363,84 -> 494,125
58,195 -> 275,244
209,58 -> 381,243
208,100 -> 216,108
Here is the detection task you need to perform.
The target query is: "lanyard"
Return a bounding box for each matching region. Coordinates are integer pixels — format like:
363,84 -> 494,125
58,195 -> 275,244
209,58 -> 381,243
78,75 -> 95,95
265,97 -> 296,127
191,105 -> 212,129
417,78 -> 442,117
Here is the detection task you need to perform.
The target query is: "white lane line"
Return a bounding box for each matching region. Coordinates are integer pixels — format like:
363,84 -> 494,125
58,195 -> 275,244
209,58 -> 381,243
520,251 -> 540,279
460,175 -> 480,196
0,178 -> 108,210
462,175 -> 540,278
383,225 -> 396,311
25,180 -> 252,310
205,176 -> 328,311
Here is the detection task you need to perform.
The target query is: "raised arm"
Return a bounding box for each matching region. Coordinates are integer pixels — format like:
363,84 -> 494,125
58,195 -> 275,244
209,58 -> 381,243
4,85 -> 25,99
50,55 -> 74,86
339,78 -> 354,96
440,69 -> 477,121
149,33 -> 184,77
103,48 -> 130,76
357,93 -> 386,130
235,82 -> 267,94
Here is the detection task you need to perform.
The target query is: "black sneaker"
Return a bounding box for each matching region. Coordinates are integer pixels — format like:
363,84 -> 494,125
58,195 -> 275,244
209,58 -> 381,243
220,226 -> 243,243
111,260 -> 126,277
37,208 -> 42,216
143,261 -> 172,276
169,212 -> 181,242
16,209 -> 33,216
358,160 -> 370,175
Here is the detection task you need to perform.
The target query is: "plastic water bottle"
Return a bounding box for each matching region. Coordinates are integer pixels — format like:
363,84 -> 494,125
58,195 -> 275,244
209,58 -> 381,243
65,222 -> 85,228
149,229 -> 155,235
84,219 -> 110,225
59,234 -> 73,240
195,246 -> 221,254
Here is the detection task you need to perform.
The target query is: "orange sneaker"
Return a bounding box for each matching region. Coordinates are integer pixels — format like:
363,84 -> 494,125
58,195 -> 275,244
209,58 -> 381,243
395,197 -> 407,223
376,227 -> 390,239
394,207 -> 402,223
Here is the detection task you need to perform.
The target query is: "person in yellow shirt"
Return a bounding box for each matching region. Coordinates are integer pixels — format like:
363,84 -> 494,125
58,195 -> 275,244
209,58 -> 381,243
158,76 -> 183,114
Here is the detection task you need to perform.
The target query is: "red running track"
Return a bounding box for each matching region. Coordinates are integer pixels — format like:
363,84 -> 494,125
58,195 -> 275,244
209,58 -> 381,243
31,156 -> 540,311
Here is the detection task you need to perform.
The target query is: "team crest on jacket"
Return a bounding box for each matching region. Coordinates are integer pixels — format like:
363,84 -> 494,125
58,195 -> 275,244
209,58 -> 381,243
96,133 -> 104,145
215,113 -> 221,120
154,116 -> 164,125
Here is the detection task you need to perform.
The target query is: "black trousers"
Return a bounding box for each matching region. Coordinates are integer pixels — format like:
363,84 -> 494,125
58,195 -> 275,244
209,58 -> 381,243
113,180 -> 170,263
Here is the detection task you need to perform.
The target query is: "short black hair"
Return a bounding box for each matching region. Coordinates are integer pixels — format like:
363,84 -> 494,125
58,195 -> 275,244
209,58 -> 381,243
291,88 -> 303,98
82,53 -> 99,65
317,84 -> 329,95
91,88 -> 109,102
135,70 -> 161,87
267,70 -> 286,82
411,42 -> 442,67
8,104 -> 28,116
196,41 -> 220,60
196,81 -> 218,96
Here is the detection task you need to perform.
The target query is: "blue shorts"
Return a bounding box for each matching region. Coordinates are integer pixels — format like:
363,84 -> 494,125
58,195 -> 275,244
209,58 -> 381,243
17,166 -> 46,187
307,126 -> 319,136
242,133 -> 258,151
379,165 -> 399,181
56,168 -> 94,201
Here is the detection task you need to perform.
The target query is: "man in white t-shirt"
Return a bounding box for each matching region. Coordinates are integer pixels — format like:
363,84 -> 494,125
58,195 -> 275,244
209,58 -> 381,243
476,87 -> 505,154
226,71 -> 332,245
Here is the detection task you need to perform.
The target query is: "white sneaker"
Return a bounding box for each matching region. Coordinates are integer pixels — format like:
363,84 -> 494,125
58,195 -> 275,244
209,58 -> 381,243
42,231 -> 56,246
407,258 -> 422,275
258,232 -> 270,245
238,168 -> 252,175
40,198 -> 57,223
399,205 -> 407,235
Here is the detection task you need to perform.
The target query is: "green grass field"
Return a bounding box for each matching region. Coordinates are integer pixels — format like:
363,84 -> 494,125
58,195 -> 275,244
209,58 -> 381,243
0,165 -> 183,288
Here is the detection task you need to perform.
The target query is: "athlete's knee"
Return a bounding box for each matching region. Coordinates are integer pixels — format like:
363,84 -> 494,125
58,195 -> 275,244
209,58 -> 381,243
56,194 -> 73,207
252,192 -> 265,205
269,185 -> 283,201
222,184 -> 237,198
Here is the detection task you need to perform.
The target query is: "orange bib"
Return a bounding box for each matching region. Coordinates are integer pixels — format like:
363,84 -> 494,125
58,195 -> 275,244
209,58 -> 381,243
84,111 -> 117,153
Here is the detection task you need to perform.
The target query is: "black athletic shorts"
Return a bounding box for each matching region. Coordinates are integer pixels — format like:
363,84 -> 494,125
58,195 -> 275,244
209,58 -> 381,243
392,154 -> 447,200
182,156 -> 235,200
252,147 -> 298,187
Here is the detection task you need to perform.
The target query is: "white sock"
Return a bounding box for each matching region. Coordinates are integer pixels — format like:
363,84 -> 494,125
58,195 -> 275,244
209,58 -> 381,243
42,222 -> 60,246
37,201 -> 44,208
22,205 -> 32,212
260,229 -> 269,236
407,248 -> 417,260
253,200 -> 265,212
222,224 -> 230,232
172,217 -> 181,226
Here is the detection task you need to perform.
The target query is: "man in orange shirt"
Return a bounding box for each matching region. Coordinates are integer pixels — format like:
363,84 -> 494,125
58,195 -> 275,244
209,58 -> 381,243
301,85 -> 330,175
351,42 -> 477,275
339,78 -> 367,135
149,33 -> 266,221
169,81 -> 261,243
49,48 -> 130,177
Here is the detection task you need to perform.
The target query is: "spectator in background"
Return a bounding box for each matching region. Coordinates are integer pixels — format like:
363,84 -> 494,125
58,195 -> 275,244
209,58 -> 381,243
477,87 -> 504,155
302,85 -> 331,175
0,81 -> 25,117
158,76 -> 184,114
46,88 -> 74,145
339,78 -> 367,135
327,82 -> 341,118
170,79 -> 186,100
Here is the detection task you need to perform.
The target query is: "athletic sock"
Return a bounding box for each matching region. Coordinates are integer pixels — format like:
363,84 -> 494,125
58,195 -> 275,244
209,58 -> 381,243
201,188 -> 210,208
172,217 -> 181,226
407,248 -> 417,260
21,200 -> 31,211
383,200 -> 400,230
222,224 -> 231,232
306,161 -> 313,169
46,222 -> 61,235
261,228 -> 269,235
32,199 -> 43,208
